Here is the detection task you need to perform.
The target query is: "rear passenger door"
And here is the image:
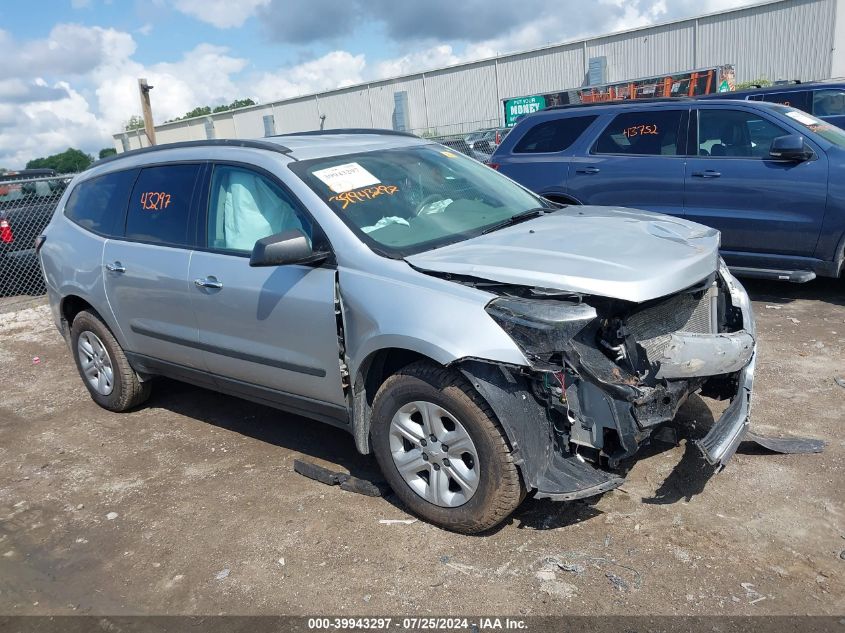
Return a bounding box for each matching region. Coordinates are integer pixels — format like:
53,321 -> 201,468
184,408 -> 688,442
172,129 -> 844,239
566,108 -> 687,216
683,106 -> 828,257
188,163 -> 347,415
103,163 -> 208,372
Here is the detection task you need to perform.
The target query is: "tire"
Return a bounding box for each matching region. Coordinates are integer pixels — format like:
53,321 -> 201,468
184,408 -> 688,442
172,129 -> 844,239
370,361 -> 524,534
70,309 -> 150,412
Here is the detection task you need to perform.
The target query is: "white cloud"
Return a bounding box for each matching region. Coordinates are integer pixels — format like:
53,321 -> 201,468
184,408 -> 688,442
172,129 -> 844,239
172,0 -> 270,29
71,0 -> 92,8
374,45 -> 461,79
252,51 -> 366,102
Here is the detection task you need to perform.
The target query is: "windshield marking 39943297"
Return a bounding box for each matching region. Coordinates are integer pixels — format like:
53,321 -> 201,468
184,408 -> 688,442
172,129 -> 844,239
289,144 -> 547,257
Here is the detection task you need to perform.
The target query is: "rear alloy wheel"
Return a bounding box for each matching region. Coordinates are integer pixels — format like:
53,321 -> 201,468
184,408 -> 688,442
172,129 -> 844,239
371,361 -> 523,534
70,310 -> 151,412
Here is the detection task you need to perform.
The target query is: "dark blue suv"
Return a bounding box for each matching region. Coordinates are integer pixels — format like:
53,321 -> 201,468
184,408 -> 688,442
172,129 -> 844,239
698,80 -> 845,130
491,99 -> 845,281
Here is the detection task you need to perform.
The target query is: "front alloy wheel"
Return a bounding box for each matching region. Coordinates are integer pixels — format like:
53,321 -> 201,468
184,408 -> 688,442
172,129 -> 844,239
389,401 -> 480,507
371,361 -> 524,534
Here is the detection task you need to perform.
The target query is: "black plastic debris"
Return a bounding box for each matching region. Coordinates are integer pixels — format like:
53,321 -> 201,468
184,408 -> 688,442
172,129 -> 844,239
743,430 -> 826,455
293,459 -> 390,497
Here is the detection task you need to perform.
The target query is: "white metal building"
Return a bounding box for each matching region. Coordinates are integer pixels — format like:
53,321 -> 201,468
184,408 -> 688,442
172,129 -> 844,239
113,0 -> 845,152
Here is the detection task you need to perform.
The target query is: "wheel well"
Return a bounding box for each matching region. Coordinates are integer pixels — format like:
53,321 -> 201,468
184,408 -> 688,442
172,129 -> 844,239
363,348 -> 429,406
352,348 -> 436,454
543,193 -> 580,206
61,295 -> 94,327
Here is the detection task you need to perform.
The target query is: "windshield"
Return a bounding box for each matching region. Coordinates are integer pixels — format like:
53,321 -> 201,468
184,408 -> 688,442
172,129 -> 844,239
290,143 -> 546,256
773,104 -> 845,148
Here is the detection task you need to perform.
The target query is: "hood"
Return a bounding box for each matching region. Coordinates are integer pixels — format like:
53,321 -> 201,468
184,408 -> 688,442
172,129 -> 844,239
406,206 -> 720,303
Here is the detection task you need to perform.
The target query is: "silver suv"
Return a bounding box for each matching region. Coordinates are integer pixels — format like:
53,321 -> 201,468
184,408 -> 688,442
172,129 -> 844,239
40,131 -> 756,533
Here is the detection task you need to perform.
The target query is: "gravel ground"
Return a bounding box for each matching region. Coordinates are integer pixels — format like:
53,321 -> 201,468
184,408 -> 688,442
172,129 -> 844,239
0,278 -> 843,616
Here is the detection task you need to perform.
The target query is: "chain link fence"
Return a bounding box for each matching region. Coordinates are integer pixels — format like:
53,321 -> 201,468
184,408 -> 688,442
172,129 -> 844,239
0,175 -> 71,299
416,121 -> 513,164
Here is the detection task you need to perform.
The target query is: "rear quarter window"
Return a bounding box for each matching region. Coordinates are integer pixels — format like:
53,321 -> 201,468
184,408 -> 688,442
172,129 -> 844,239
593,110 -> 684,156
125,164 -> 202,247
64,169 -> 137,237
764,90 -> 812,113
513,116 -> 597,153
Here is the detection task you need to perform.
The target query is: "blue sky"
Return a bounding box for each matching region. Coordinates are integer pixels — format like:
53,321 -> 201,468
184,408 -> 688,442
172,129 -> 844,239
0,0 -> 759,168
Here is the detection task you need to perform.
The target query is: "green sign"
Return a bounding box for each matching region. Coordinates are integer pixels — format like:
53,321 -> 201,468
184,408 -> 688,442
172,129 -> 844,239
504,95 -> 546,127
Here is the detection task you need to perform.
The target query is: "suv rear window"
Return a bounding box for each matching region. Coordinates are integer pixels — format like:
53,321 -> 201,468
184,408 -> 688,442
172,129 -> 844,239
593,110 -> 684,156
65,169 -> 137,236
125,164 -> 201,247
513,116 -> 596,153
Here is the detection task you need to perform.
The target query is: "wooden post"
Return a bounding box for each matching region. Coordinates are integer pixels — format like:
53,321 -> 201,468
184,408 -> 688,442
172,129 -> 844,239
138,78 -> 156,146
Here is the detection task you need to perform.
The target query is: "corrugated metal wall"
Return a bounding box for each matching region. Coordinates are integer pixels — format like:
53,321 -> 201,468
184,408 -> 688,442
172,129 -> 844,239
586,22 -> 696,82
696,0 -> 836,82
114,0 -> 838,151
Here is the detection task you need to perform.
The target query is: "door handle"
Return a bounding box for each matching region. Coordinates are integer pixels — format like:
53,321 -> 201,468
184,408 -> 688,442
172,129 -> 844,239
691,170 -> 721,178
194,277 -> 223,290
105,262 -> 125,273
576,166 -> 601,174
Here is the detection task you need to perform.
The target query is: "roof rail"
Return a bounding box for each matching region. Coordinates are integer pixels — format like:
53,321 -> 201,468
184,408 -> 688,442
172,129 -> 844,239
95,138 -> 293,167
543,96 -> 694,112
274,128 -> 418,139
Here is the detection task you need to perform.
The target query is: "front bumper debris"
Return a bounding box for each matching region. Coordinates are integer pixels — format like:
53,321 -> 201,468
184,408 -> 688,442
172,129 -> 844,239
655,330 -> 754,379
459,360 -> 626,500
695,353 -> 754,468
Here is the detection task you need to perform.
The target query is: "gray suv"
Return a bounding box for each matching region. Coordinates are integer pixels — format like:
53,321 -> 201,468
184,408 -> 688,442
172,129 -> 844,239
40,131 -> 756,533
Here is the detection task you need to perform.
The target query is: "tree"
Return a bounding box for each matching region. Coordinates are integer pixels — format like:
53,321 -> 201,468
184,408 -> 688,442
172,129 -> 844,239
125,115 -> 146,131
166,98 -> 258,123
182,106 -> 212,119
735,78 -> 772,90
213,98 -> 256,113
26,148 -> 93,173
99,148 -> 117,159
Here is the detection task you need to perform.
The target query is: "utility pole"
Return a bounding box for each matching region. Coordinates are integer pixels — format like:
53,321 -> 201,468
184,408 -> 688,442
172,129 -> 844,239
138,78 -> 156,146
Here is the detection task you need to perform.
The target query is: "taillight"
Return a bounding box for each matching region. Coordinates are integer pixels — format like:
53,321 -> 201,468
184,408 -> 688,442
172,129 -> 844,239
486,162 -> 500,170
0,218 -> 12,244
495,131 -> 501,144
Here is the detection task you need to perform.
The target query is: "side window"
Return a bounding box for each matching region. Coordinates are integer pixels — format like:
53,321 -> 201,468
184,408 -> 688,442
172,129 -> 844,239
513,116 -> 597,153
207,165 -> 312,253
697,109 -> 788,159
764,90 -> 812,113
812,89 -> 845,117
126,164 -> 201,246
64,169 -> 137,236
593,110 -> 684,156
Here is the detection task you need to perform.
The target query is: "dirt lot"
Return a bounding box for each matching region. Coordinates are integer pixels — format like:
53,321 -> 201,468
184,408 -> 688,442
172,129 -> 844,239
0,279 -> 843,616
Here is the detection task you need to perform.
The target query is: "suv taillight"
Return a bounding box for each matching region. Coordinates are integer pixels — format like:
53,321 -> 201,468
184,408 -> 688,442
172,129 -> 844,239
486,162 -> 500,170
0,218 -> 12,244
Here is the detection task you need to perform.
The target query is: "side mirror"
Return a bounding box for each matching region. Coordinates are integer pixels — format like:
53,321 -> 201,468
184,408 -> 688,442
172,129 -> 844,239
249,229 -> 328,267
769,134 -> 812,162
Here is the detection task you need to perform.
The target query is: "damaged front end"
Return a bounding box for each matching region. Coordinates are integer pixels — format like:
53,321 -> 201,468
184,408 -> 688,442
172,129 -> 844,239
459,262 -> 755,501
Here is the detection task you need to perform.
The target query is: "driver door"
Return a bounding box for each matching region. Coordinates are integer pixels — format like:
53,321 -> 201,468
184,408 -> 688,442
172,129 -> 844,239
188,163 -> 347,415
684,106 -> 828,256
